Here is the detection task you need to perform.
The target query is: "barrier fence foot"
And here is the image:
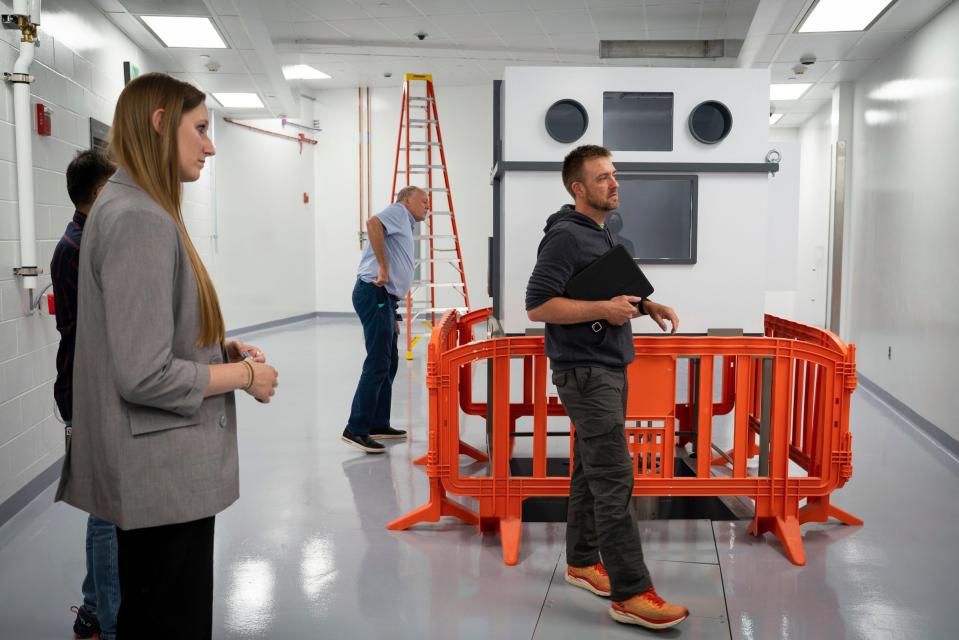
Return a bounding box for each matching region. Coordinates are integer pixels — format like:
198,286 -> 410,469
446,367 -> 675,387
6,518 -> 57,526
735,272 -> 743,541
500,517 -> 522,566
749,515 -> 806,566
798,497 -> 864,527
386,482 -> 478,531
413,453 -> 427,466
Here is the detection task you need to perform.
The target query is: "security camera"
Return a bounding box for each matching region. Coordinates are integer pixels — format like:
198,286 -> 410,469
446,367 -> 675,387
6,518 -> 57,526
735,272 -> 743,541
799,53 -> 816,66
383,71 -> 393,78
415,31 -> 427,41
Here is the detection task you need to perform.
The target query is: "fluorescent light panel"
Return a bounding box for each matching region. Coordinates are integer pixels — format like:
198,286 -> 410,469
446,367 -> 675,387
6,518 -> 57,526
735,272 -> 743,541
769,113 -> 784,125
798,0 -> 896,33
283,65 -> 332,80
770,83 -> 811,100
141,16 -> 227,48
212,92 -> 264,108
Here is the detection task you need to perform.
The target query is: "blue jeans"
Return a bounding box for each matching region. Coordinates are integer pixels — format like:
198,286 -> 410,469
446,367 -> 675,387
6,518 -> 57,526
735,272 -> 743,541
346,278 -> 399,436
71,418 -> 120,639
81,515 -> 121,639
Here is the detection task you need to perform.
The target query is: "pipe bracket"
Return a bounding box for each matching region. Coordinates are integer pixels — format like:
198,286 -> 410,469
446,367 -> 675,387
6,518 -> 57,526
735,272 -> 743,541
13,266 -> 41,277
3,71 -> 34,84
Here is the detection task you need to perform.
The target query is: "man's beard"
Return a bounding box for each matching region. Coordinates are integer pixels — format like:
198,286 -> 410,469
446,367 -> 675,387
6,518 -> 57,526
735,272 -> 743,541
586,190 -> 618,212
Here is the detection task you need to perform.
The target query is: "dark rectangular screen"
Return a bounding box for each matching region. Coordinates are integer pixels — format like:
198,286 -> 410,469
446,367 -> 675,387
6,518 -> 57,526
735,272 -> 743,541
607,175 -> 697,264
603,91 -> 673,151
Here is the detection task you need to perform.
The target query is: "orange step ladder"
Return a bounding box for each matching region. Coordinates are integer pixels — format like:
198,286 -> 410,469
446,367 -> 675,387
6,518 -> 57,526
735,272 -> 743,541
389,73 -> 470,359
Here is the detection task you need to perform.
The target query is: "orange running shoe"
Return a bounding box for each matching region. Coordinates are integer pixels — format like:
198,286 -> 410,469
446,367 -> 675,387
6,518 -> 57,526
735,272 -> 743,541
610,586 -> 689,630
565,562 -> 611,597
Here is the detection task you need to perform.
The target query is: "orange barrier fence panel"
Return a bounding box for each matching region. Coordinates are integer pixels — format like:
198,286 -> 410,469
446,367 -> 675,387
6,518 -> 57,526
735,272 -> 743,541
388,309 -> 862,567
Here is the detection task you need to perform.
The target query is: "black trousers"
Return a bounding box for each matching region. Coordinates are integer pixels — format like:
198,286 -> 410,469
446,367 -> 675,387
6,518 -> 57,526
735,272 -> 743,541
116,516 -> 215,640
553,365 -> 652,602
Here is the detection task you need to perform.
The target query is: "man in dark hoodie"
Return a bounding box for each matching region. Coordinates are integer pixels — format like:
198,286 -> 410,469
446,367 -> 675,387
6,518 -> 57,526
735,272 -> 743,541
525,144 -> 687,631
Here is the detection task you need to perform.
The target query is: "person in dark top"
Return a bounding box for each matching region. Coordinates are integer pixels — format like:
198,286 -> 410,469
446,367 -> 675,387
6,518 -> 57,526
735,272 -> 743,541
525,145 -> 688,630
52,149 -> 118,640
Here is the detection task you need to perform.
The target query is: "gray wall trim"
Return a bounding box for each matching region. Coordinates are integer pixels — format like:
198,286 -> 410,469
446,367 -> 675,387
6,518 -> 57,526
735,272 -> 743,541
226,312 -> 355,337
858,372 -> 959,461
0,456 -> 63,530
492,160 -> 778,180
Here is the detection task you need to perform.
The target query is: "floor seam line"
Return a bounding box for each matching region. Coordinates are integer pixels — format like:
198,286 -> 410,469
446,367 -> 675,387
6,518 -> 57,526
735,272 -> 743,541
530,548 -> 562,640
712,522 -> 735,640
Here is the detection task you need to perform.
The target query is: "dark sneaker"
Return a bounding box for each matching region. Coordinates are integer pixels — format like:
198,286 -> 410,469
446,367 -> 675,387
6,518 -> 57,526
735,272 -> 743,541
342,429 -> 385,453
71,605 -> 100,639
369,426 -> 407,440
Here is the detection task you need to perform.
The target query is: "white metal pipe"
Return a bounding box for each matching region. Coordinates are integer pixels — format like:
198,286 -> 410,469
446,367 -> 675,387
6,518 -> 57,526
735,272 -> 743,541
10,4 -> 38,290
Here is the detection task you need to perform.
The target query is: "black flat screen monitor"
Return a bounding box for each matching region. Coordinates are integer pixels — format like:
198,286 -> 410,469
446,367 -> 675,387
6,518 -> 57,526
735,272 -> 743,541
607,174 -> 697,264
603,91 -> 673,151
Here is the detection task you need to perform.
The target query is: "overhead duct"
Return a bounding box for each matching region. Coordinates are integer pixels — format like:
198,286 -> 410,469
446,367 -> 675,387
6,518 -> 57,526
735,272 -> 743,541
600,39 -> 743,59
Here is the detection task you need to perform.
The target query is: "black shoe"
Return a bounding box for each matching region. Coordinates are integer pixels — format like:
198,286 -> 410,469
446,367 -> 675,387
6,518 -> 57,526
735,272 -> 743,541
342,429 -> 385,453
71,605 -> 100,639
369,426 -> 407,440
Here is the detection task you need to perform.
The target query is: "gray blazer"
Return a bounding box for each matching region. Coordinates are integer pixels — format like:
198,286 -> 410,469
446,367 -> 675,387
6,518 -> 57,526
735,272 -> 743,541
55,168 -> 238,530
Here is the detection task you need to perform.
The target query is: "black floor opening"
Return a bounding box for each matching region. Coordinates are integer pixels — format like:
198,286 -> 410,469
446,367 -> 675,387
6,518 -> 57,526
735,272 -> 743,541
509,456 -> 739,523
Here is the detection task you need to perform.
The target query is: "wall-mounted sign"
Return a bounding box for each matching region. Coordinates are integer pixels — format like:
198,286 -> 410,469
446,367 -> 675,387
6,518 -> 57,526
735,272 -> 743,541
123,61 -> 140,86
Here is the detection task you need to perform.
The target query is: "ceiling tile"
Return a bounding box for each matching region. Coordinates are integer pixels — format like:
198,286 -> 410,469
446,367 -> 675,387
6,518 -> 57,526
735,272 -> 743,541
325,18 -> 396,39
268,20 -> 350,41
871,0 -> 952,31
589,7 -> 647,33
239,50 -> 266,74
353,0 -> 420,18
219,15 -> 253,49
645,2 -> 714,32
407,0 -> 476,15
754,34 -> 785,63
468,0 -> 521,12
528,0 -> 586,9
774,32 -> 863,64
482,11 -> 546,37
844,29 -> 909,60
822,59 -> 877,82
294,0 -> 368,20
375,16 -> 441,38
209,0 -> 239,15
116,0 -> 209,16
429,14 -> 494,37
536,10 -> 596,36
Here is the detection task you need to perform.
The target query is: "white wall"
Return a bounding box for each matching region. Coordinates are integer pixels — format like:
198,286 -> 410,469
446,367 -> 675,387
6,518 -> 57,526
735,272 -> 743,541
764,131 -> 800,319
794,105 -> 832,328
846,0 -> 959,439
500,66 -> 772,335
212,105 -> 317,329
313,84 -> 493,314
0,0 -> 156,504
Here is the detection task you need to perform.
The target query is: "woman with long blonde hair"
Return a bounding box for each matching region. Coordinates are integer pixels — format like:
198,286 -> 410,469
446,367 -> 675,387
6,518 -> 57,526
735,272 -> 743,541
56,72 -> 278,638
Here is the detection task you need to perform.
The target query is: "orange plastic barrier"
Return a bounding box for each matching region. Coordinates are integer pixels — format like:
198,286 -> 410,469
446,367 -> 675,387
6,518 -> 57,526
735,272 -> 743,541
388,309 -> 862,566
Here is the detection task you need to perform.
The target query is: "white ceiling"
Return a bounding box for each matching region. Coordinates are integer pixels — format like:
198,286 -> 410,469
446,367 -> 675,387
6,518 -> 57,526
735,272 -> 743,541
91,0 -> 956,128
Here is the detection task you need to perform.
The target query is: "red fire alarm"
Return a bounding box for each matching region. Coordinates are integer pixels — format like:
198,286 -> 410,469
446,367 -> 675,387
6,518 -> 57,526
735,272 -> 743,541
46,290 -> 55,315
36,103 -> 52,136
303,192 -> 309,203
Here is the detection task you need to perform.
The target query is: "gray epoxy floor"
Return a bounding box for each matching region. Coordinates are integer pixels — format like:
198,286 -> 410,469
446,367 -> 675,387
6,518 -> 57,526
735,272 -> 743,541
0,317 -> 957,639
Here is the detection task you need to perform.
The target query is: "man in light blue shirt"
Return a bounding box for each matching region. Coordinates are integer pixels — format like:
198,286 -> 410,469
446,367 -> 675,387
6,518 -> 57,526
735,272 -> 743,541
343,186 -> 429,453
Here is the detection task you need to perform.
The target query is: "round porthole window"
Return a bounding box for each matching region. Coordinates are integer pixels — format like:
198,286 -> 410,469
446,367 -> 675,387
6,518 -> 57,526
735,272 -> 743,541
688,100 -> 733,144
545,99 -> 588,144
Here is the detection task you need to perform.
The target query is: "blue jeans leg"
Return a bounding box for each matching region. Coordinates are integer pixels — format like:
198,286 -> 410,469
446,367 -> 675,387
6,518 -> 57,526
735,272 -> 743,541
346,279 -> 396,437
371,302 -> 399,430
88,515 -> 121,639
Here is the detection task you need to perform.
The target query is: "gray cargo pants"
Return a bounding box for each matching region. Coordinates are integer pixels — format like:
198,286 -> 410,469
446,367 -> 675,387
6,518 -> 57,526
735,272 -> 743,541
553,365 -> 652,602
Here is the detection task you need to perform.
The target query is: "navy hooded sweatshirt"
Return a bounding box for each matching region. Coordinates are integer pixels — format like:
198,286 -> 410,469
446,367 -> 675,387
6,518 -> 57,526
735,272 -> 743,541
525,204 -> 640,371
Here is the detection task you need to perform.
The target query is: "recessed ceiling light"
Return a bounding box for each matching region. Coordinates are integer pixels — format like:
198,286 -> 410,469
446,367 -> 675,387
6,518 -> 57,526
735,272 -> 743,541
212,92 -> 264,108
770,83 -> 811,100
282,64 -> 332,80
140,16 -> 227,48
769,113 -> 784,125
797,0 -> 897,33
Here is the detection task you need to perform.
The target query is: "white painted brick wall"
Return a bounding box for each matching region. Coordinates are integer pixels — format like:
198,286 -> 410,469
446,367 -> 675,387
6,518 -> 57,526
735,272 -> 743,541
0,0 -> 217,506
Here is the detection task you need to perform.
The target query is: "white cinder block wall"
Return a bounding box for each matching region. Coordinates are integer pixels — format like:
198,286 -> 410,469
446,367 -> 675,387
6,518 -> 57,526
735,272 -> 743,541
0,0 -> 160,504
845,0 -> 959,440
313,84 -> 493,315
